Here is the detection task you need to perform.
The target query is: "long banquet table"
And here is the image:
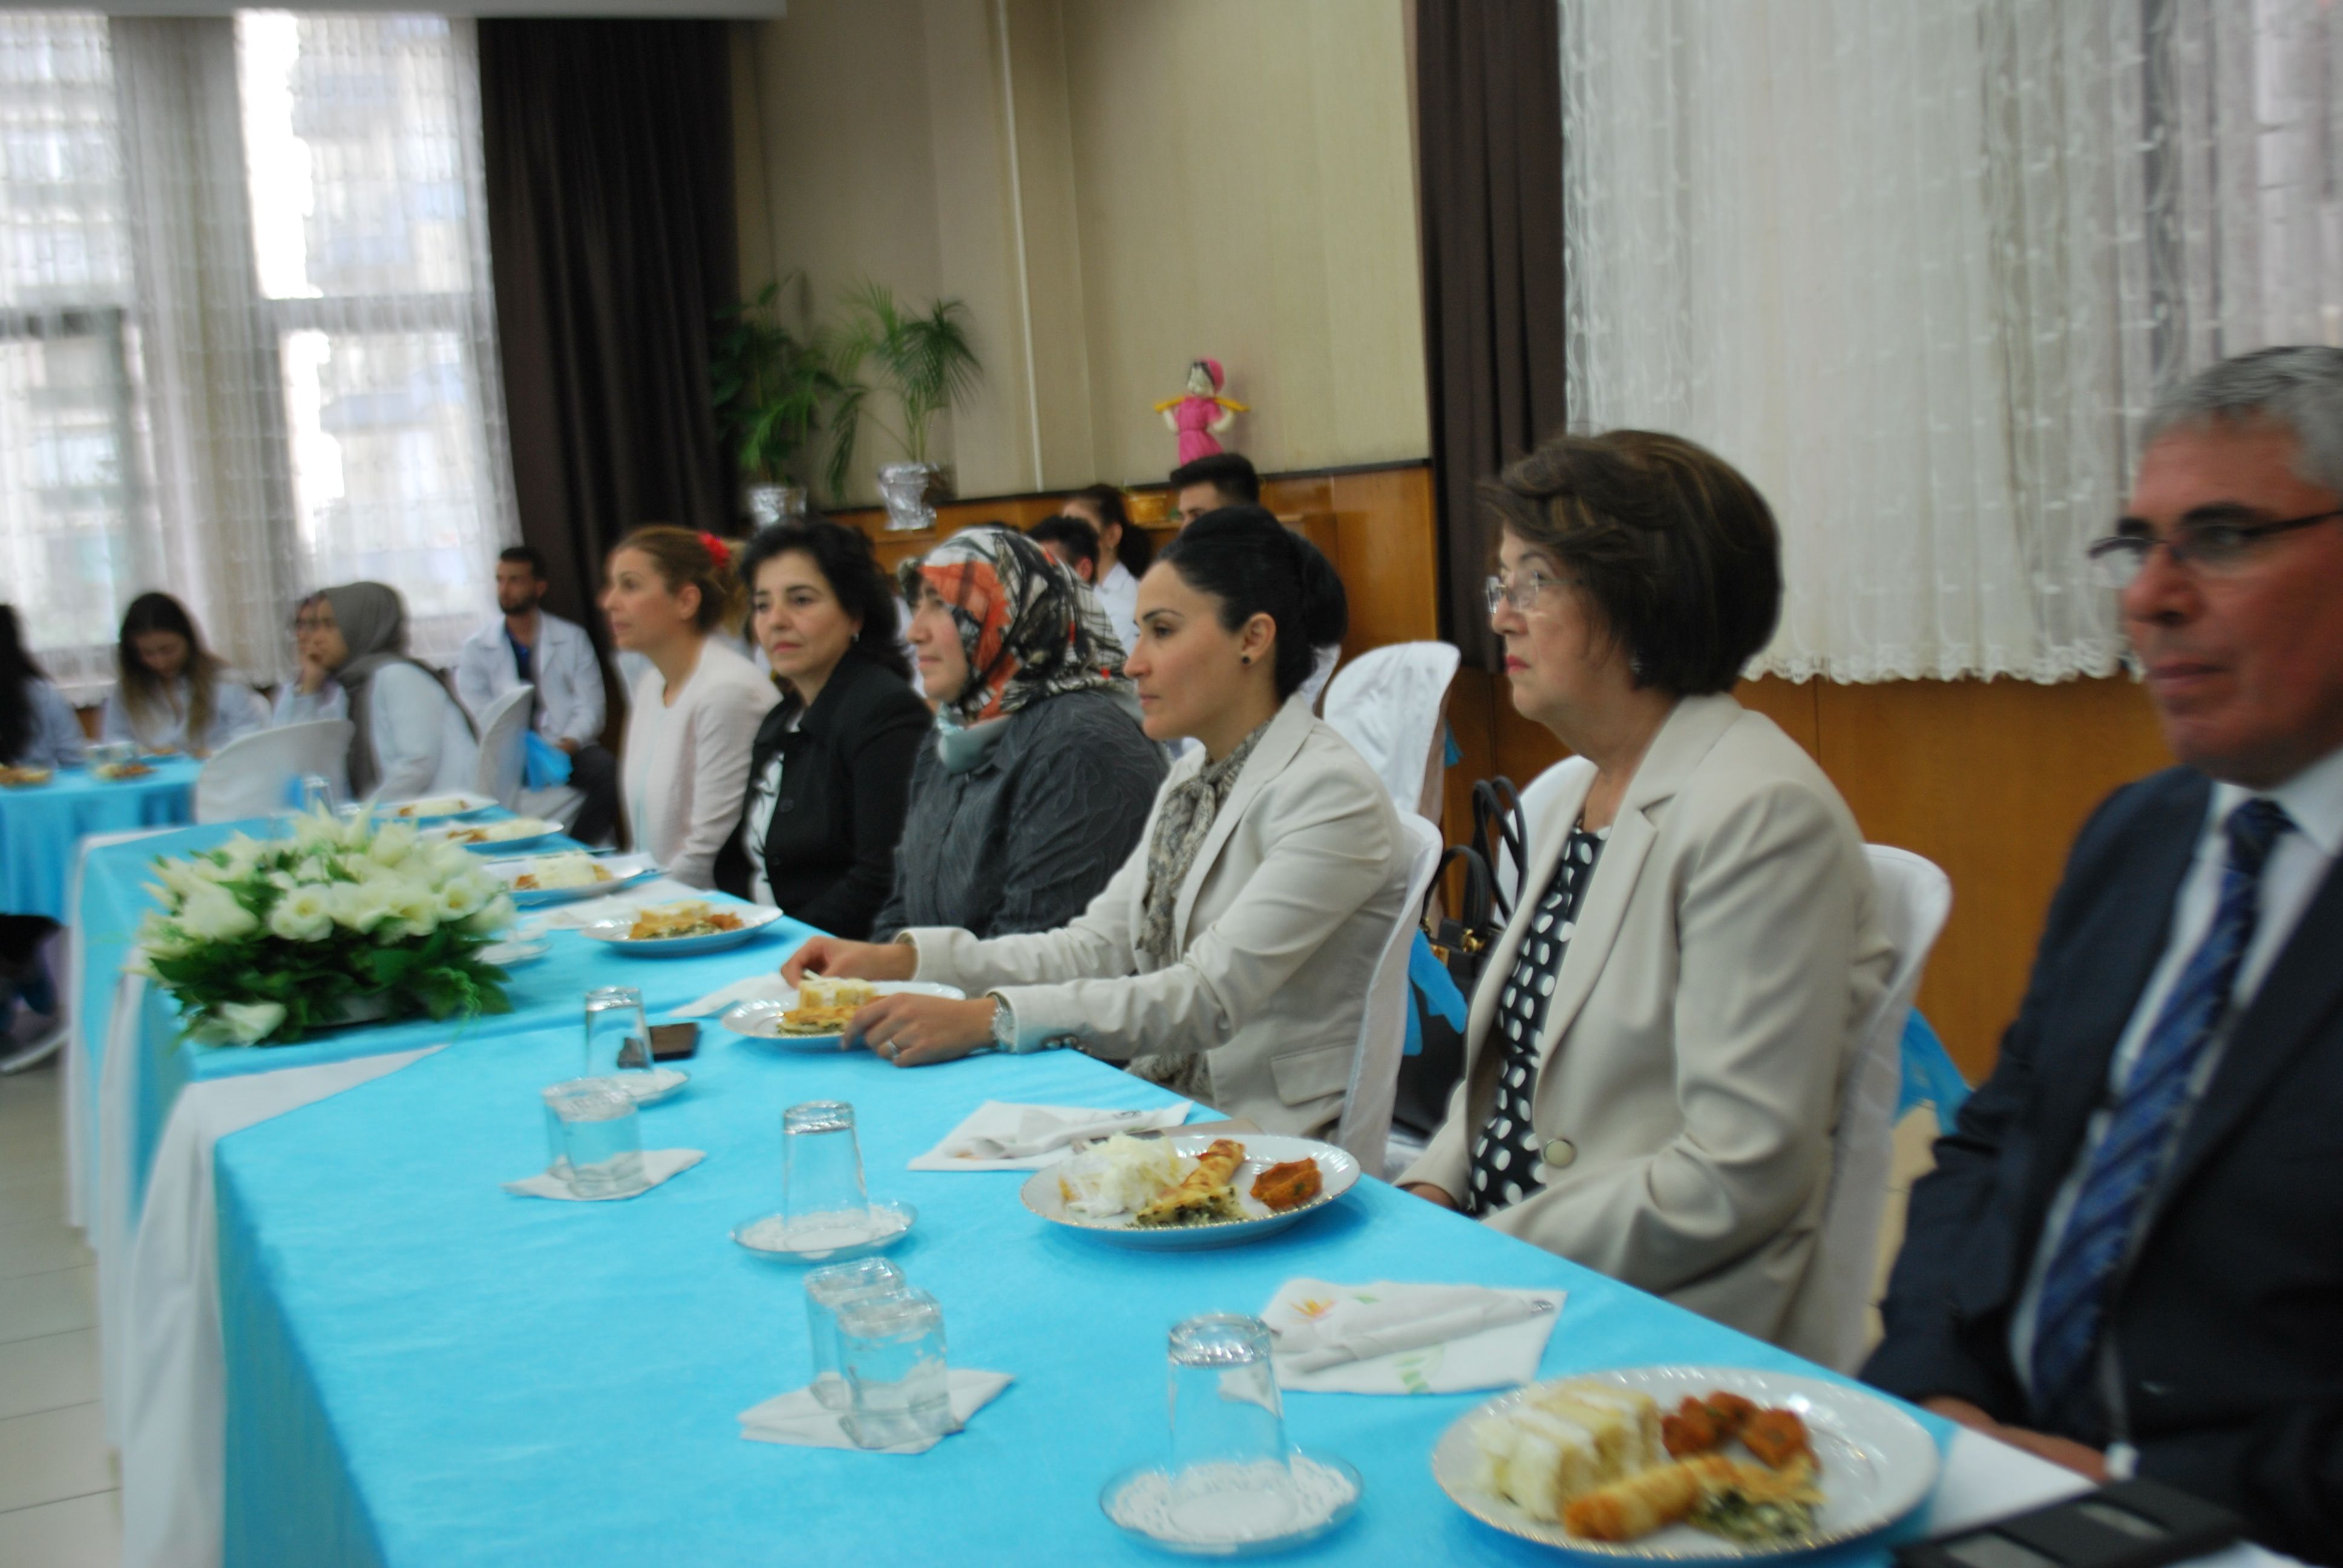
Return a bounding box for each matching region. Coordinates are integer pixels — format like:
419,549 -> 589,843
79,822 -> 2290,1568
206,1010 -> 2139,1568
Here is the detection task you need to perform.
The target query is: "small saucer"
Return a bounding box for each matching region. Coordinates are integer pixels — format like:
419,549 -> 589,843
611,1067 -> 688,1105
1101,1452 -> 1362,1558
730,1200 -> 917,1263
477,938 -> 549,967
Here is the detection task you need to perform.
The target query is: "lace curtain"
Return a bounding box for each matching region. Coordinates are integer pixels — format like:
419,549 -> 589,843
0,11 -> 514,700
1561,0 -> 2343,684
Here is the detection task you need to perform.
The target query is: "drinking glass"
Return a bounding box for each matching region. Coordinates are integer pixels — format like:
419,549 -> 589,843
839,1287 -> 951,1448
91,740 -> 135,770
298,774 -> 338,815
781,1101 -> 871,1248
541,1079 -> 646,1198
804,1258 -> 908,1410
1164,1315 -> 1297,1534
583,987 -> 652,1079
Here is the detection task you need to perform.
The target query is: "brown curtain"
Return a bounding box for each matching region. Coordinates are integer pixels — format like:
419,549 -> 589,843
479,20 -> 738,635
1415,0 -> 1567,668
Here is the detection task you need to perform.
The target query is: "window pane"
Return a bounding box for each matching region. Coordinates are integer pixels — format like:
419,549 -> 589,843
281,326 -> 499,640
239,13 -> 474,302
0,328 -> 134,655
0,13 -> 130,310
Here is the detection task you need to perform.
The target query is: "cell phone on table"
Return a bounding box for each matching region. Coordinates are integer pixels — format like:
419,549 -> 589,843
1895,1478 -> 2240,1568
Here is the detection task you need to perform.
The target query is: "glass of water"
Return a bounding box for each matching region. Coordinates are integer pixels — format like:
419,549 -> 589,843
583,987 -> 652,1080
541,1079 -> 646,1198
298,774 -> 338,815
804,1258 -> 908,1411
839,1287 -> 951,1448
781,1100 -> 870,1249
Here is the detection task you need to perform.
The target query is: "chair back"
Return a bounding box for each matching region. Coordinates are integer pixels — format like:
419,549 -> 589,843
1334,812 -> 1447,1167
1788,843 -> 1954,1370
1321,642 -> 1461,815
193,720 -> 353,825
471,684 -> 535,808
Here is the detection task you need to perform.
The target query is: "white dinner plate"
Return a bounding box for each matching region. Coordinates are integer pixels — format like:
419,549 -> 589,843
577,902 -> 784,956
1430,1365 -> 1941,1560
1018,1132 -> 1360,1250
426,817 -> 563,855
383,791 -> 498,823
476,938 -> 549,969
720,981 -> 966,1049
490,851 -> 661,907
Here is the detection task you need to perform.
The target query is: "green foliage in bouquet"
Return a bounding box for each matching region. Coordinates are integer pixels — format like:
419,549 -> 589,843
136,809 -> 517,1047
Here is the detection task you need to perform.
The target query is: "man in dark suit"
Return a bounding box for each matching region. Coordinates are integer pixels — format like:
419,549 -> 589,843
1865,345 -> 2343,1563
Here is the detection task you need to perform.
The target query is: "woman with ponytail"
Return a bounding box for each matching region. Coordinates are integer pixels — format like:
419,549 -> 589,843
102,593 -> 265,756
603,526 -> 778,888
785,508 -> 1409,1139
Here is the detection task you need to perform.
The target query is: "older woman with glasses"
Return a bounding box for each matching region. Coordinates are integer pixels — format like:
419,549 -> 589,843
1401,430 -> 1892,1361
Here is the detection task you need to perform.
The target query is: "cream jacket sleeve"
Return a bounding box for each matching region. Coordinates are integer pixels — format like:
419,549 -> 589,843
905,740 -> 1398,1060
669,670 -> 773,889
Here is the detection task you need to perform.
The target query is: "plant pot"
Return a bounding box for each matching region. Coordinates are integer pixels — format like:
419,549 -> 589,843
877,462 -> 951,532
744,483 -> 807,529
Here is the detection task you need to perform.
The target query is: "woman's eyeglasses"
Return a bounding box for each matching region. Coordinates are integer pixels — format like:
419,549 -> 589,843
1484,570 -> 1575,615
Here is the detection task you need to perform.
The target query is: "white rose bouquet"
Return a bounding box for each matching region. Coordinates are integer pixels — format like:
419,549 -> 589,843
137,808 -> 517,1046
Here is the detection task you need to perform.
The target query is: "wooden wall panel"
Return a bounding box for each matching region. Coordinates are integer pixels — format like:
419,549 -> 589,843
1447,666 -> 2173,1083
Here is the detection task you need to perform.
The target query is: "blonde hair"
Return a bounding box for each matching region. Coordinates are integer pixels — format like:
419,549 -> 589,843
611,525 -> 743,633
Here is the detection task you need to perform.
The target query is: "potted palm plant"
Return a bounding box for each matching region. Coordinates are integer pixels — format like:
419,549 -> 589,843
711,278 -> 839,524
825,282 -> 982,530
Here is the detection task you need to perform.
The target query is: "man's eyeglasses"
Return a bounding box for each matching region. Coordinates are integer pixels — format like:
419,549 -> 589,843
2086,508 -> 2343,590
1484,570 -> 1575,615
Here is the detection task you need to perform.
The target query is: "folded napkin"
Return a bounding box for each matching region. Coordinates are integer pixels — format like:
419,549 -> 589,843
673,972 -> 793,1019
906,1100 -> 1194,1171
738,1370 -> 1014,1454
1261,1278 -> 1564,1394
502,1148 -> 705,1201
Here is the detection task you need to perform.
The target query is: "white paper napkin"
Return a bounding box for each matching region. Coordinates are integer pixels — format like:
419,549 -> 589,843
906,1100 -> 1194,1171
738,1370 -> 1014,1454
502,1148 -> 705,1200
672,972 -> 793,1018
1260,1278 -> 1564,1394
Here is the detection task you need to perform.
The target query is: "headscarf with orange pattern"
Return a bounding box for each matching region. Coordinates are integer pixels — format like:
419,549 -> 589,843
898,524 -> 1129,725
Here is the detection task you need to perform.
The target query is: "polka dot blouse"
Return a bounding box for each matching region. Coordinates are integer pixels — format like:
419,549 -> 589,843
1465,824 -> 1607,1217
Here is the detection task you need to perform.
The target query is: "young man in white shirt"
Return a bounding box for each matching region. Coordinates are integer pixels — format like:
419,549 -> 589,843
454,546 -> 618,844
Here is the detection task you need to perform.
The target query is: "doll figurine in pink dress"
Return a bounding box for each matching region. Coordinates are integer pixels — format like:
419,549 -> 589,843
1153,358 -> 1248,465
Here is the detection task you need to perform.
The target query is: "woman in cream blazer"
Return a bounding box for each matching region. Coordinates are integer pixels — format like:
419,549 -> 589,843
784,509 -> 1407,1138
1404,433 -> 1890,1360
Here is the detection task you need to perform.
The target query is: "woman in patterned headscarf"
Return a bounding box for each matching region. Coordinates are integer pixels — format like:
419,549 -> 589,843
791,509 -> 1409,1140
865,524 -> 1165,940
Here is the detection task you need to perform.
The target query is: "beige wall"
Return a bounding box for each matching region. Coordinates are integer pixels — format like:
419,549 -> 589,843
733,0 -> 1430,504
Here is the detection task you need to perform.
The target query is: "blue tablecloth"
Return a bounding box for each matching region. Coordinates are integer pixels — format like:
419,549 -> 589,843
71,817 -> 798,1231
214,1030 -> 1952,1567
2,758 -> 200,920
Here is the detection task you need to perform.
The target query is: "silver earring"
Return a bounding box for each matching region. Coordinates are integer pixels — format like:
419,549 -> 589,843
1628,655 -> 1645,679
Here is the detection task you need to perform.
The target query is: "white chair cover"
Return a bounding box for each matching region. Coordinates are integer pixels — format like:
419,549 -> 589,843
1321,642 -> 1461,815
192,719 -> 353,824
470,683 -> 535,808
1784,844 -> 1954,1371
1333,812 -> 1446,1168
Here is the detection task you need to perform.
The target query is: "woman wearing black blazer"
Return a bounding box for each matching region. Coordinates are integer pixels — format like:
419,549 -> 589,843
714,519 -> 930,938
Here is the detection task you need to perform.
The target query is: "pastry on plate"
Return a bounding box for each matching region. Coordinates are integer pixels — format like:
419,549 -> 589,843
779,976 -> 876,1035
1469,1380 -> 1663,1523
1132,1138 -> 1245,1227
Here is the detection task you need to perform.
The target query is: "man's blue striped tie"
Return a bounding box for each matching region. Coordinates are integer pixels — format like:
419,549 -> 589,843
2028,796 -> 2294,1437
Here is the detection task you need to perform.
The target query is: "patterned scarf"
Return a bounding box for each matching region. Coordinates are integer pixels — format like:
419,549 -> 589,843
1135,717 -> 1272,966
899,525 -> 1129,727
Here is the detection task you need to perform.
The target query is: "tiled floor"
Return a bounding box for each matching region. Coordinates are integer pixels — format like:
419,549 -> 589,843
0,1052 -> 1943,1568
0,1057 -> 120,1568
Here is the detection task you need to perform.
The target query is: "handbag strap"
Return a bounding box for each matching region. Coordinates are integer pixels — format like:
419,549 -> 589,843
1470,776 -> 1527,920
1427,844 -> 1498,962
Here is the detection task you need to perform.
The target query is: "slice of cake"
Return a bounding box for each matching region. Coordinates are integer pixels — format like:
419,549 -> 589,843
799,976 -> 877,1010
1472,1379 -> 1663,1523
